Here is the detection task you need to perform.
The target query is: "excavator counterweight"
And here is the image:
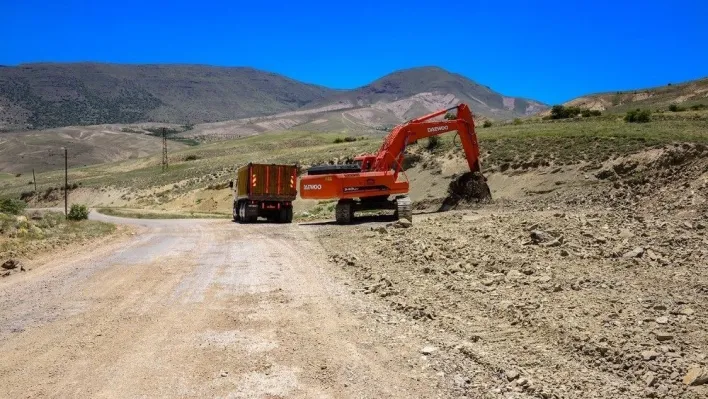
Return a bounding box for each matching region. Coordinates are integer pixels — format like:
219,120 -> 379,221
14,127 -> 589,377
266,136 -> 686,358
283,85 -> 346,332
299,103 -> 491,224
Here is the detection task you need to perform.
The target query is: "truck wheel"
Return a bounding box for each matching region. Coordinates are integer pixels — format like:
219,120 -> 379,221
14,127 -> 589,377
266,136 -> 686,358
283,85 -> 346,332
233,202 -> 240,222
277,208 -> 287,223
238,202 -> 248,224
286,207 -> 293,223
335,201 -> 353,224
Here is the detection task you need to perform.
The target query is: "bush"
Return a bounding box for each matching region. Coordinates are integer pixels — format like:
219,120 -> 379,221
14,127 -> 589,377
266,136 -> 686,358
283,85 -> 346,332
550,105 -> 583,119
402,153 -> 422,169
625,108 -> 651,123
185,154 -> 199,161
482,120 -> 493,128
444,112 -> 456,120
0,198 -> 27,215
343,136 -> 357,142
333,138 -> 344,144
426,136 -> 441,150
67,204 -> 89,221
689,104 -> 706,111
668,104 -> 685,112
513,118 -> 523,125
581,109 -> 602,117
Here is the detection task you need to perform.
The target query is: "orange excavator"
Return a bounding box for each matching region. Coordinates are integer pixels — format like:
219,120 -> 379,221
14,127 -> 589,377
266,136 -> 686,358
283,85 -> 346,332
299,103 -> 491,224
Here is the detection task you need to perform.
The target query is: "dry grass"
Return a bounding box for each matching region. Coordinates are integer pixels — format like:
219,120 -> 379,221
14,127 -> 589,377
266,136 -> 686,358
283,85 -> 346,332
0,211 -> 115,260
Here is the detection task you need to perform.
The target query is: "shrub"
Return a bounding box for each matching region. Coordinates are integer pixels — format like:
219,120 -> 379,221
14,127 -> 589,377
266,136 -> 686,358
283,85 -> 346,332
426,136 -> 441,150
513,118 -> 523,125
444,112 -> 456,120
689,104 -> 706,111
0,198 -> 27,215
482,120 -> 493,128
581,109 -> 602,117
550,105 -> 583,119
67,204 -> 89,221
625,108 -> 651,123
343,136 -> 357,142
668,104 -> 685,112
402,153 -> 422,169
185,154 -> 199,161
333,138 -> 344,144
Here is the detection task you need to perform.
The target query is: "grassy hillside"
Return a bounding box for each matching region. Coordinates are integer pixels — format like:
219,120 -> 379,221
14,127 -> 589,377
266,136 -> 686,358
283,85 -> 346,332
0,126 -> 187,173
2,114 -> 707,212
558,77 -> 708,114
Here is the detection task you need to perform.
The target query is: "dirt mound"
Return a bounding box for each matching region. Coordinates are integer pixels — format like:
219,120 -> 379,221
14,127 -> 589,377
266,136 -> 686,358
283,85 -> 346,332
438,172 -> 492,211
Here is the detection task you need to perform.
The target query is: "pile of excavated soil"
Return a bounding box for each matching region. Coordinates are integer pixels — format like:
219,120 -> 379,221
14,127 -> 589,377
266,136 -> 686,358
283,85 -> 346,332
438,171 -> 492,211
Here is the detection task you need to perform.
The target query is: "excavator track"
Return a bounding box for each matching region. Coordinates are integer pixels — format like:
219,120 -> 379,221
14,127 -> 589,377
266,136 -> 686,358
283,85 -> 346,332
335,201 -> 354,224
395,196 -> 413,222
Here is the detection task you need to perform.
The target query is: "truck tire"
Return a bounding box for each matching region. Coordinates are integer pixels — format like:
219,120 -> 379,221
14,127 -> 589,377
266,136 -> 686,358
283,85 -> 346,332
335,201 -> 353,224
286,207 -> 293,223
277,208 -> 288,223
233,202 -> 240,222
238,201 -> 249,224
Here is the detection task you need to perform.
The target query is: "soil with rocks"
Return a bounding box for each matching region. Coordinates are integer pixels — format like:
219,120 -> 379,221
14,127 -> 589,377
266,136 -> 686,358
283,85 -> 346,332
315,144 -> 708,398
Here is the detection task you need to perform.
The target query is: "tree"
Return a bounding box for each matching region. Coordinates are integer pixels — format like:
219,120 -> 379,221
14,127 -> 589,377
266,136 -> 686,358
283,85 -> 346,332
482,120 -> 493,128
550,105 -> 582,119
550,105 -> 567,119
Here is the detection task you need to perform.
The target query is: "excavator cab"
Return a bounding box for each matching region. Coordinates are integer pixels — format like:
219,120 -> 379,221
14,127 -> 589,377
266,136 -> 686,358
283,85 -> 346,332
354,155 -> 376,172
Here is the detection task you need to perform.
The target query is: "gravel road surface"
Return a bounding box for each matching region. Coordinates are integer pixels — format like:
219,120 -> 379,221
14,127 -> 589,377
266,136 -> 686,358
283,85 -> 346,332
0,214 -> 440,398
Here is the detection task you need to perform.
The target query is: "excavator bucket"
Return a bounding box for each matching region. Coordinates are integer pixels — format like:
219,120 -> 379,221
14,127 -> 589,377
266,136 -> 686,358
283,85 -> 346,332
438,172 -> 492,212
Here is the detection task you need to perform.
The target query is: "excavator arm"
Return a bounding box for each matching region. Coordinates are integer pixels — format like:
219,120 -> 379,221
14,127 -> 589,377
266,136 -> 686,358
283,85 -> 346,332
372,103 -> 482,177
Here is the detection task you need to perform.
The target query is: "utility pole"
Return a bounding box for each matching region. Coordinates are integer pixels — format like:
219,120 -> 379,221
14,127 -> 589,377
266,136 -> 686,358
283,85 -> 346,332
32,169 -> 37,192
64,147 -> 68,218
162,127 -> 168,172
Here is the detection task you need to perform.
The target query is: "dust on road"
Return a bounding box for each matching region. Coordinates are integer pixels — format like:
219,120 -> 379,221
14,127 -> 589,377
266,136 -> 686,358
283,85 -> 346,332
0,214 -> 440,398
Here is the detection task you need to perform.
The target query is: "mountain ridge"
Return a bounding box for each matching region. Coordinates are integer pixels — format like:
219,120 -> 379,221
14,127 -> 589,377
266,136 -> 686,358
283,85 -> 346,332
0,63 -> 546,131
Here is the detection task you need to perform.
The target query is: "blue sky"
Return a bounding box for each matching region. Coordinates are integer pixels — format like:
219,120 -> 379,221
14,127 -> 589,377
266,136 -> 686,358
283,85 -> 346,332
1,0 -> 706,104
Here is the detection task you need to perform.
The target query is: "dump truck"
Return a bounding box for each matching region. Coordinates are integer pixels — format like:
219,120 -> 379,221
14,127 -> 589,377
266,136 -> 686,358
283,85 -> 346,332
230,163 -> 298,223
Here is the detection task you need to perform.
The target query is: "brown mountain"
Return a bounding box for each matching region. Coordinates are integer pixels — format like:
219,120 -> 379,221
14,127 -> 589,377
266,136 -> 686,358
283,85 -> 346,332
314,67 -> 547,120
0,63 -> 546,131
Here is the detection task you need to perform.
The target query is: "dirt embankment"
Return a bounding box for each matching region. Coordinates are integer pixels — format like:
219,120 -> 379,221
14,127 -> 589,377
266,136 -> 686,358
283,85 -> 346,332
316,144 -> 708,398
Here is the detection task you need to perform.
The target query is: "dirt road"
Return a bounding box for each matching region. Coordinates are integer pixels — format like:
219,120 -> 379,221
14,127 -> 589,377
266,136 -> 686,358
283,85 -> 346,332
0,215 -> 441,398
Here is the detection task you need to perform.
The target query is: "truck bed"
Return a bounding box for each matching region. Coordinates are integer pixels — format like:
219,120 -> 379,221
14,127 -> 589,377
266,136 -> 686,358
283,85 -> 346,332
235,163 -> 298,201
